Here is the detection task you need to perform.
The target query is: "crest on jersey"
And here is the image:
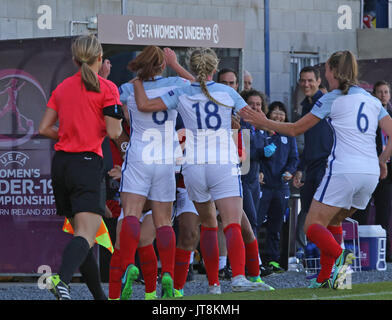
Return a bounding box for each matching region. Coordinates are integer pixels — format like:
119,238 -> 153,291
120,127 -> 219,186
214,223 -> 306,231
315,100 -> 323,108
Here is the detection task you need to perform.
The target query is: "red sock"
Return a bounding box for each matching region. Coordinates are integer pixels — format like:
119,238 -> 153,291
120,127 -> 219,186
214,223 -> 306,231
200,225 -> 220,286
138,244 -> 158,293
108,248 -> 123,300
174,247 -> 191,290
307,223 -> 342,260
245,239 -> 260,277
317,225 -> 344,283
119,216 -> 140,270
328,225 -> 343,245
224,223 -> 245,278
156,226 -> 176,278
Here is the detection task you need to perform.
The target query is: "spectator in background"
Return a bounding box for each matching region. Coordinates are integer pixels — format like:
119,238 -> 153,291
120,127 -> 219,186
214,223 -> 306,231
243,70 -> 253,92
240,90 -> 268,237
293,66 -> 333,261
372,81 -> 392,261
353,80 -> 392,261
217,68 -> 239,92
375,80 -> 392,112
240,90 -> 274,277
258,101 -> 299,273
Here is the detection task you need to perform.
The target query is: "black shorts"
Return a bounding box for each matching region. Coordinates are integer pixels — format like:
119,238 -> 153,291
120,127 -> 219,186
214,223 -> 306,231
51,151 -> 106,218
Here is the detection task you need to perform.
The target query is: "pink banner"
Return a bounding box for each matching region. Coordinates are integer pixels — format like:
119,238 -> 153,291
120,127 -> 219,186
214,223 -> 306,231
0,37 -> 78,274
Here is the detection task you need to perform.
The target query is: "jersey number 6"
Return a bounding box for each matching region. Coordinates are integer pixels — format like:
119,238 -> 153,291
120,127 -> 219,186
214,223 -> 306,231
356,102 -> 368,133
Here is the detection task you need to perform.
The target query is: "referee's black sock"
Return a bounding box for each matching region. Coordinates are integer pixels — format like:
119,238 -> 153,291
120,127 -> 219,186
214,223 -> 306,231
79,247 -> 107,300
59,236 -> 90,285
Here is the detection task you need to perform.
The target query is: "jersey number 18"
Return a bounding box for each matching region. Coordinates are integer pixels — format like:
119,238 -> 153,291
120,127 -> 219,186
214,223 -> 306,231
192,101 -> 222,130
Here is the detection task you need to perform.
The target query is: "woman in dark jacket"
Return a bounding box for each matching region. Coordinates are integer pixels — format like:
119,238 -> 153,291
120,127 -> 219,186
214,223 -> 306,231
240,90 -> 269,237
258,101 -> 299,272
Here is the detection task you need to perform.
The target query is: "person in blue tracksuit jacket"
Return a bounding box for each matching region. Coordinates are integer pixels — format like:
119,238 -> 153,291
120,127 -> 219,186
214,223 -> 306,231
240,90 -> 270,237
258,101 -> 299,272
293,67 -> 333,257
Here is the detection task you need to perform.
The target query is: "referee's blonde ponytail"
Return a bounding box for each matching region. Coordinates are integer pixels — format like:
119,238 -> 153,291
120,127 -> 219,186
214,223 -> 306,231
327,51 -> 358,95
72,34 -> 102,93
189,48 -> 232,108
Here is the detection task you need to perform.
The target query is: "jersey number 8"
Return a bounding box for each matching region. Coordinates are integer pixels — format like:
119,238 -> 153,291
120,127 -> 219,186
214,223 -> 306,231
152,111 -> 168,125
192,101 -> 222,130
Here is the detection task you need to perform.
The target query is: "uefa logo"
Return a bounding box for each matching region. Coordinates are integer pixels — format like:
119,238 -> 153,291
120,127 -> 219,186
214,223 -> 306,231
212,24 -> 219,44
0,69 -> 47,148
127,19 -> 135,41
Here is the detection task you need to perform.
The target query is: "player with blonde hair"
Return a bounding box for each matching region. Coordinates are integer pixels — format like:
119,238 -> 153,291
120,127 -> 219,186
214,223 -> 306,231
133,47 -> 273,293
39,34 -> 123,300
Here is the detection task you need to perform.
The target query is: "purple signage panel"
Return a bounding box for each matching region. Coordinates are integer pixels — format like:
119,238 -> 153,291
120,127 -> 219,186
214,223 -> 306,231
0,37 -> 78,274
0,148 -> 72,273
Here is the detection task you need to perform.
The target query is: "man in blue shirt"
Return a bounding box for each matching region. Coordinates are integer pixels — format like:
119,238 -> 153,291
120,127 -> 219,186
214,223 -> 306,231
293,66 -> 333,258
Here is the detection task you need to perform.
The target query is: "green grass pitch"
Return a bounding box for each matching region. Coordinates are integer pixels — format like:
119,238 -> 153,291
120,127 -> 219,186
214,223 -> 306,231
180,282 -> 392,300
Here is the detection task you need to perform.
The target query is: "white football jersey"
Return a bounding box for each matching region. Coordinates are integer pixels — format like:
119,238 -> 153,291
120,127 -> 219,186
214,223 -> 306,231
311,86 -> 389,175
161,81 -> 247,164
119,76 -> 190,163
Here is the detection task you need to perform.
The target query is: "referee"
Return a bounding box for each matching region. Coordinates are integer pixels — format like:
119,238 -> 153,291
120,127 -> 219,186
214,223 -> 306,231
39,35 -> 123,300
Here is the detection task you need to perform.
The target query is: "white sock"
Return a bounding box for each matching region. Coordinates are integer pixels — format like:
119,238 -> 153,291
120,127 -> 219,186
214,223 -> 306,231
219,256 -> 227,270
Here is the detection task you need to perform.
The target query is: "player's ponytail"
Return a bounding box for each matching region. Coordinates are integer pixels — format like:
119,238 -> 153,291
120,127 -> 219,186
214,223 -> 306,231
128,46 -> 165,81
327,50 -> 358,95
71,34 -> 102,93
189,48 -> 232,108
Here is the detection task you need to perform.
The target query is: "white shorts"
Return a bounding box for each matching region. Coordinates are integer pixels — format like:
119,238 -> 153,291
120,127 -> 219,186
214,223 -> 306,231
314,173 -> 379,210
120,160 -> 176,202
174,187 -> 198,218
182,163 -> 242,203
117,208 -> 152,223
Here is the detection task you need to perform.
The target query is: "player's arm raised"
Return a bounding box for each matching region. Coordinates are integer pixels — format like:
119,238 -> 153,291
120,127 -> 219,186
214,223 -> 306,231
133,79 -> 168,112
164,47 -> 195,82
